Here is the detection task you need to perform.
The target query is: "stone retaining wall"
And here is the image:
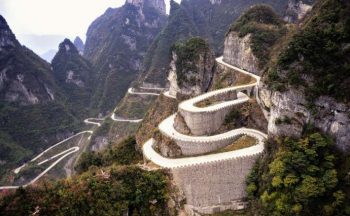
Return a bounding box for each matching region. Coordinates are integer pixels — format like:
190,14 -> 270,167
179,88 -> 253,136
172,153 -> 259,214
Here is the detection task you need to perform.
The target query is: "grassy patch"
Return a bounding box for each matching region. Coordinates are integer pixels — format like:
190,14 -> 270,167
214,136 -> 257,153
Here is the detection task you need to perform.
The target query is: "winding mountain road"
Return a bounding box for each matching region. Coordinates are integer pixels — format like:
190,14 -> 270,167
128,87 -> 160,96
143,56 -> 267,169
110,113 -> 143,123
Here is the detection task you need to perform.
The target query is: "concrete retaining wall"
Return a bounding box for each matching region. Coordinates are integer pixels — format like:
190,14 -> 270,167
179,88 -> 253,136
172,154 -> 259,214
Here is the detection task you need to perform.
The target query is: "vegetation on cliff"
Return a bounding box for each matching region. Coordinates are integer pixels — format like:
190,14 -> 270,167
229,5 -> 287,68
84,1 -> 167,114
171,37 -> 212,87
141,0 -> 290,86
76,137 -> 142,173
0,166 -> 170,216
246,130 -> 350,216
0,16 -> 82,183
0,136 -> 173,215
267,0 -> 350,103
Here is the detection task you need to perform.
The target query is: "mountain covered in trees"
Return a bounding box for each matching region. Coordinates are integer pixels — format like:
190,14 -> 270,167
51,39 -> 94,118
0,16 -> 81,184
139,0 -> 307,87
84,0 -> 167,114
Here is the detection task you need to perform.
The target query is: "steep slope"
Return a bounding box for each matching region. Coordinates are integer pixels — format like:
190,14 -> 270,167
167,37 -> 215,98
241,1 -> 350,214
224,5 -> 287,75
52,39 -> 94,118
139,0 -> 295,87
261,0 -> 350,150
0,16 -> 81,183
140,0 -> 199,87
84,0 -> 167,114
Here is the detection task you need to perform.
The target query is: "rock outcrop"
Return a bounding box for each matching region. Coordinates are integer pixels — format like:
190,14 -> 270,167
167,38 -> 215,98
223,32 -> 259,75
260,83 -> 350,151
223,5 -> 286,76
284,0 -> 314,23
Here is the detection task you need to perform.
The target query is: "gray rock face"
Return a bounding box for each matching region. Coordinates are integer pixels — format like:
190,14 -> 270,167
284,0 -> 314,23
126,0 -> 166,14
223,32 -> 260,75
168,48 -> 215,98
259,82 -> 350,151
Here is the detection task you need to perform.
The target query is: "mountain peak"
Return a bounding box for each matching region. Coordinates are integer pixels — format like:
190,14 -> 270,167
0,15 -> 19,49
58,39 -> 79,54
73,36 -> 84,54
0,15 -> 10,30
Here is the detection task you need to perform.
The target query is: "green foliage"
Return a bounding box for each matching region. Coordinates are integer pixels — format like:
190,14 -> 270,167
142,0 -> 289,86
85,3 -> 167,114
267,0 -> 350,102
231,4 -> 284,31
230,5 -> 286,67
76,136 -> 142,173
247,132 -> 350,216
171,37 -> 210,87
0,166 -> 170,216
0,102 -> 81,183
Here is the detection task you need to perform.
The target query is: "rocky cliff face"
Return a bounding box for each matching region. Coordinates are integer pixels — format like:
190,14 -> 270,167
260,83 -> 350,151
167,38 -> 215,98
223,32 -> 259,75
284,0 -> 314,23
259,0 -> 350,151
84,0 -> 167,114
223,5 -> 286,76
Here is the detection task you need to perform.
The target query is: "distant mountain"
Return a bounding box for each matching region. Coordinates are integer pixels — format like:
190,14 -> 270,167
84,0 -> 167,114
40,49 -> 57,62
0,16 -> 81,182
139,0 -> 296,87
73,36 -> 84,55
52,39 -> 94,118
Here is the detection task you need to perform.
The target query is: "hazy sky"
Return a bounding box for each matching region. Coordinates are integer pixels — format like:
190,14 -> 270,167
0,0 -> 180,40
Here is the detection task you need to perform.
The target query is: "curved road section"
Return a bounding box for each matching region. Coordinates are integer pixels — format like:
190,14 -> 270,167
1,85 -> 162,190
0,130 -> 93,190
143,56 -> 267,170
